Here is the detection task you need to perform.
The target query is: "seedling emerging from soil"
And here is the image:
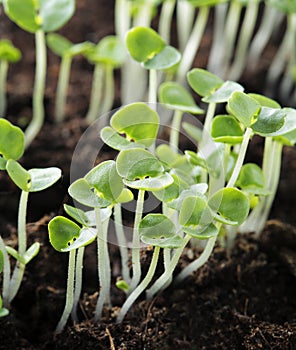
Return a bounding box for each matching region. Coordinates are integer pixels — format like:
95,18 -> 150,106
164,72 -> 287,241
3,0 -> 75,147
126,26 -> 181,104
0,39 -> 21,116
0,118 -> 61,311
47,33 -> 92,123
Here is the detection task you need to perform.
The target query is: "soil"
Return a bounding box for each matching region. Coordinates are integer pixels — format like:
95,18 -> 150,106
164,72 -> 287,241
0,1 -> 296,349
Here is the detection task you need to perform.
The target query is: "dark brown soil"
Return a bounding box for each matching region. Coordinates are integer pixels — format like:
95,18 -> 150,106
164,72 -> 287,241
1,1 -> 296,349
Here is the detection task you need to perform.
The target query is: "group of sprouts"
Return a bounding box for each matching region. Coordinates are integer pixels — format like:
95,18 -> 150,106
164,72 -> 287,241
0,0 -> 295,335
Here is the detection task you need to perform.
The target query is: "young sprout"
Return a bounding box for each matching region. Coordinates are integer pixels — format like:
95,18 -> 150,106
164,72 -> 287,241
116,213 -> 183,323
176,0 -> 227,84
3,0 -> 75,147
175,187 -> 250,283
68,160 -> 133,322
158,81 -> 204,150
116,147 -> 174,292
85,36 -> 126,123
46,33 -> 92,123
49,216 -> 98,333
126,26 -> 181,104
6,159 -> 62,302
0,39 -> 21,116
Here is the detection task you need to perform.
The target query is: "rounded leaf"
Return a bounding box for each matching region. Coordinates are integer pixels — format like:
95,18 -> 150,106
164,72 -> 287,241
87,36 -> 125,67
100,126 -> 146,150
126,26 -> 166,63
85,160 -> 123,202
139,214 -> 182,248
0,118 -> 24,161
251,107 -> 285,136
69,178 -> 112,208
28,167 -> 62,192
236,163 -> 268,195
202,81 -> 244,103
6,160 -> 31,191
159,82 -> 204,114
208,187 -> 250,225
48,216 -> 80,252
0,39 -> 21,62
187,0 -> 229,7
64,204 -> 91,226
46,33 -> 73,56
116,148 -> 164,180
187,68 -> 223,97
62,227 -> 97,252
211,115 -> 244,144
268,0 -> 296,13
227,91 -> 261,127
179,196 -> 213,228
39,0 -> 76,32
248,93 -> 281,109
124,172 -> 173,190
143,45 -> 181,70
111,103 -> 159,147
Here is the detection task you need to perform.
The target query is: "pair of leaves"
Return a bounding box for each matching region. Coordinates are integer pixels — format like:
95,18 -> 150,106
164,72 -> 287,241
126,27 -> 181,70
179,188 -> 250,239
139,214 -> 183,248
101,103 -> 159,150
3,0 -> 75,33
47,33 -> 93,58
117,148 -> 174,191
6,242 -> 40,265
69,160 -> 133,208
6,160 -> 62,192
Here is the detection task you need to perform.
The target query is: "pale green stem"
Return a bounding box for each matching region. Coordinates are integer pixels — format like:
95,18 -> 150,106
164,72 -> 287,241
0,60 -> 8,116
177,0 -> 195,52
94,209 -> 111,322
25,30 -> 46,148
169,109 -> 183,151
207,3 -> 228,74
160,248 -> 172,292
115,0 -> 131,41
199,102 -> 216,184
158,0 -> 176,43
177,6 -> 210,84
8,190 -> 29,303
128,189 -> 145,293
254,142 -> 283,237
0,235 -> 11,307
71,246 -> 85,322
227,127 -> 252,188
279,14 -> 296,101
201,102 -> 216,149
86,64 -> 104,123
133,1 -> 154,27
228,0 -> 260,81
146,235 -> 191,300
266,14 -> 294,96
100,64 -> 115,115
148,69 -> 157,105
219,0 -> 242,79
114,203 -> 131,284
55,249 -> 76,334
175,234 -> 216,283
55,55 -> 72,123
248,5 -> 279,70
116,246 -> 160,323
